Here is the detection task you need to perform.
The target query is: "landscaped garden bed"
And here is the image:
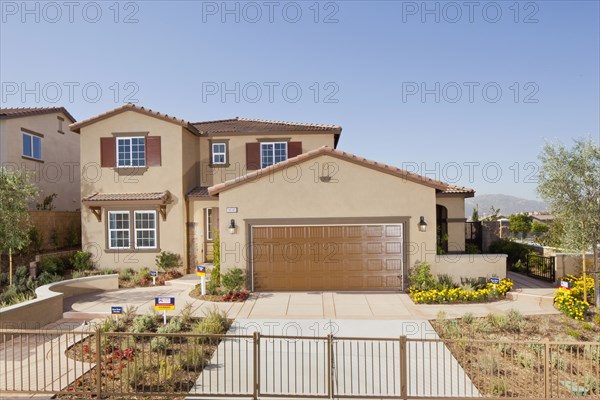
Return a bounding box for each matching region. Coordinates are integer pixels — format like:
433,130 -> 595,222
432,310 -> 600,397
407,261 -> 513,304
59,304 -> 231,399
189,266 -> 250,303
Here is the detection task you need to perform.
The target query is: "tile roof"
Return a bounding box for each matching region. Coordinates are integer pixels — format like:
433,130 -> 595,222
442,185 -> 475,194
192,117 -> 342,134
209,146 -> 461,195
187,186 -> 213,198
0,106 -> 76,122
70,104 -> 200,135
82,191 -> 171,203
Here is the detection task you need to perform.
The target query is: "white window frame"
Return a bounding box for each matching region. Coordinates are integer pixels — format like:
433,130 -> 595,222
116,137 -> 146,168
211,143 -> 227,165
22,132 -> 42,160
206,208 -> 213,241
260,142 -> 288,169
108,211 -> 131,249
134,210 -> 157,249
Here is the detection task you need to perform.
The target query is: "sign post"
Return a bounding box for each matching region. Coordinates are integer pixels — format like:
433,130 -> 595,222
150,271 -> 157,285
154,297 -> 175,325
111,306 -> 123,324
196,266 -> 207,296
560,280 -> 571,290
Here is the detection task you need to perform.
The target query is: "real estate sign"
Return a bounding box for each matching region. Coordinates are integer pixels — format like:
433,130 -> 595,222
154,297 -> 175,311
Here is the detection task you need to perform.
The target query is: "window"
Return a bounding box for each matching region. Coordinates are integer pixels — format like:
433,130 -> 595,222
22,132 -> 42,160
108,211 -> 130,249
260,142 -> 287,168
212,143 -> 227,165
134,211 -> 157,249
117,137 -> 145,167
206,208 -> 213,241
57,117 -> 64,133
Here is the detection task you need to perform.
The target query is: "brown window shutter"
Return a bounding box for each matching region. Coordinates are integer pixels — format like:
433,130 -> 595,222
246,142 -> 260,170
100,137 -> 116,167
146,136 -> 161,166
288,141 -> 302,159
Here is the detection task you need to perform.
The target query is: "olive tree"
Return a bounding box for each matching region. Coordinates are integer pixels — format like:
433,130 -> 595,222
537,138 -> 600,306
0,168 -> 38,286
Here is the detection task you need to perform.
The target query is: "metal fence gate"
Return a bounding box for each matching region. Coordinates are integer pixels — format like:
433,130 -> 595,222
526,254 -> 556,282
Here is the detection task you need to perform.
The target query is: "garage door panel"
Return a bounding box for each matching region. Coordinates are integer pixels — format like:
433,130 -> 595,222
253,224 -> 403,291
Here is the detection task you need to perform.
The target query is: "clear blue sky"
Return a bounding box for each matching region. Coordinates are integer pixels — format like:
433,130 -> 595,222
1,0 -> 599,200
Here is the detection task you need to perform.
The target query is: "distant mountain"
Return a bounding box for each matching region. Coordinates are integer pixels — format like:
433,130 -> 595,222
464,194 -> 548,219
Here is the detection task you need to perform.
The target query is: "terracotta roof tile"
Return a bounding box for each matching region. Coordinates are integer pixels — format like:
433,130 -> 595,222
209,146 -> 457,195
186,186 -> 213,198
0,106 -> 76,122
82,191 -> 171,203
70,104 -> 200,135
442,185 -> 475,194
192,117 -> 342,134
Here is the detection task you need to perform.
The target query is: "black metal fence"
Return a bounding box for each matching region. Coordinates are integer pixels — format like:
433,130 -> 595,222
526,254 -> 556,282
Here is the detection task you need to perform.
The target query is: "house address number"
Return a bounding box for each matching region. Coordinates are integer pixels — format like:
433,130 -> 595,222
226,207 -> 238,213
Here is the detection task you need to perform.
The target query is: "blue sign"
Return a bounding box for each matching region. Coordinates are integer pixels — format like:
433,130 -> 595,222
111,306 -> 123,316
489,277 -> 500,285
196,266 -> 206,277
560,280 -> 571,290
150,271 -> 158,277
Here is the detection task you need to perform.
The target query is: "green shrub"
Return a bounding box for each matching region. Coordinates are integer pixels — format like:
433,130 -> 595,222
178,346 -> 204,370
150,336 -> 170,352
487,313 -> 508,330
155,251 -> 182,271
460,277 -> 486,290
179,302 -> 195,326
408,261 -> 437,291
192,308 -> 228,343
206,279 -> 220,295
119,268 -> 135,281
221,268 -> 245,293
462,312 -> 475,325
70,251 -> 94,272
28,227 -> 43,253
38,256 -> 65,275
130,313 -> 158,333
492,379 -> 510,396
488,239 -> 533,269
157,317 -> 183,334
516,351 -> 535,368
98,317 -> 119,333
436,274 -> 454,290
65,222 -> 81,247
551,352 -> 567,370
124,363 -> 144,388
478,354 -> 499,374
506,309 -> 526,332
36,271 -> 62,286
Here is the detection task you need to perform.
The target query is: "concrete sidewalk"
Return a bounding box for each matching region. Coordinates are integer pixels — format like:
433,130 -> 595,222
64,274 -> 560,321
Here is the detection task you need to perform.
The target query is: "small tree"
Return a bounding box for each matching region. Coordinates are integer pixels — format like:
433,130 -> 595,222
0,168 -> 38,286
537,138 -> 600,305
531,222 -> 549,240
471,206 -> 480,222
509,213 -> 533,239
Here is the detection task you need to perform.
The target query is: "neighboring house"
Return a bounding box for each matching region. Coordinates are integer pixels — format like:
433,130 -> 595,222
0,107 -> 80,211
72,103 -> 478,291
529,212 -> 554,225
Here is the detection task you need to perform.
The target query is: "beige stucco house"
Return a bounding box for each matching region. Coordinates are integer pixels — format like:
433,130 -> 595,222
72,103 -> 504,291
0,107 -> 80,211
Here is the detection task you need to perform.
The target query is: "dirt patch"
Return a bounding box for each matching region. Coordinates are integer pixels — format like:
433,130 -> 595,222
432,312 -> 600,397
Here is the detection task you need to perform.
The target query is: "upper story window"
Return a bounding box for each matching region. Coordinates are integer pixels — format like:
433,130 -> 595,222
117,137 -> 145,167
261,142 -> 287,168
57,116 -> 64,134
22,132 -> 42,160
212,143 -> 227,165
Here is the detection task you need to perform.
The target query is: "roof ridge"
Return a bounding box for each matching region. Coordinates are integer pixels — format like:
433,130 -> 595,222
193,116 -> 341,129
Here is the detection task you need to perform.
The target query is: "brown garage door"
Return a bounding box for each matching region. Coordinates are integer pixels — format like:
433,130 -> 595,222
251,224 -> 403,291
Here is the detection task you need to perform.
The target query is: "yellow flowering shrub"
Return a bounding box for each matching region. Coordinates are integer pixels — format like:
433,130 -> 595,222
410,278 -> 513,304
554,274 -> 594,321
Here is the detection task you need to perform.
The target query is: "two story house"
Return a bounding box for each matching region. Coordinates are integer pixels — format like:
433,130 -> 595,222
72,104 -> 477,291
0,107 -> 80,211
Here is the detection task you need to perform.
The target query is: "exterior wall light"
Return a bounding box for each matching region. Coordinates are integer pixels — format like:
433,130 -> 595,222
418,216 -> 427,232
228,219 -> 236,234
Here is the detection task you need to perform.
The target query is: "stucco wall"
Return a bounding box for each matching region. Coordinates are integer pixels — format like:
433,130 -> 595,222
216,153 -> 438,279
426,254 -> 507,282
0,112 -> 80,211
554,253 -> 595,279
188,198 -> 219,267
0,274 -> 118,329
79,111 -> 193,270
201,132 -> 335,186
